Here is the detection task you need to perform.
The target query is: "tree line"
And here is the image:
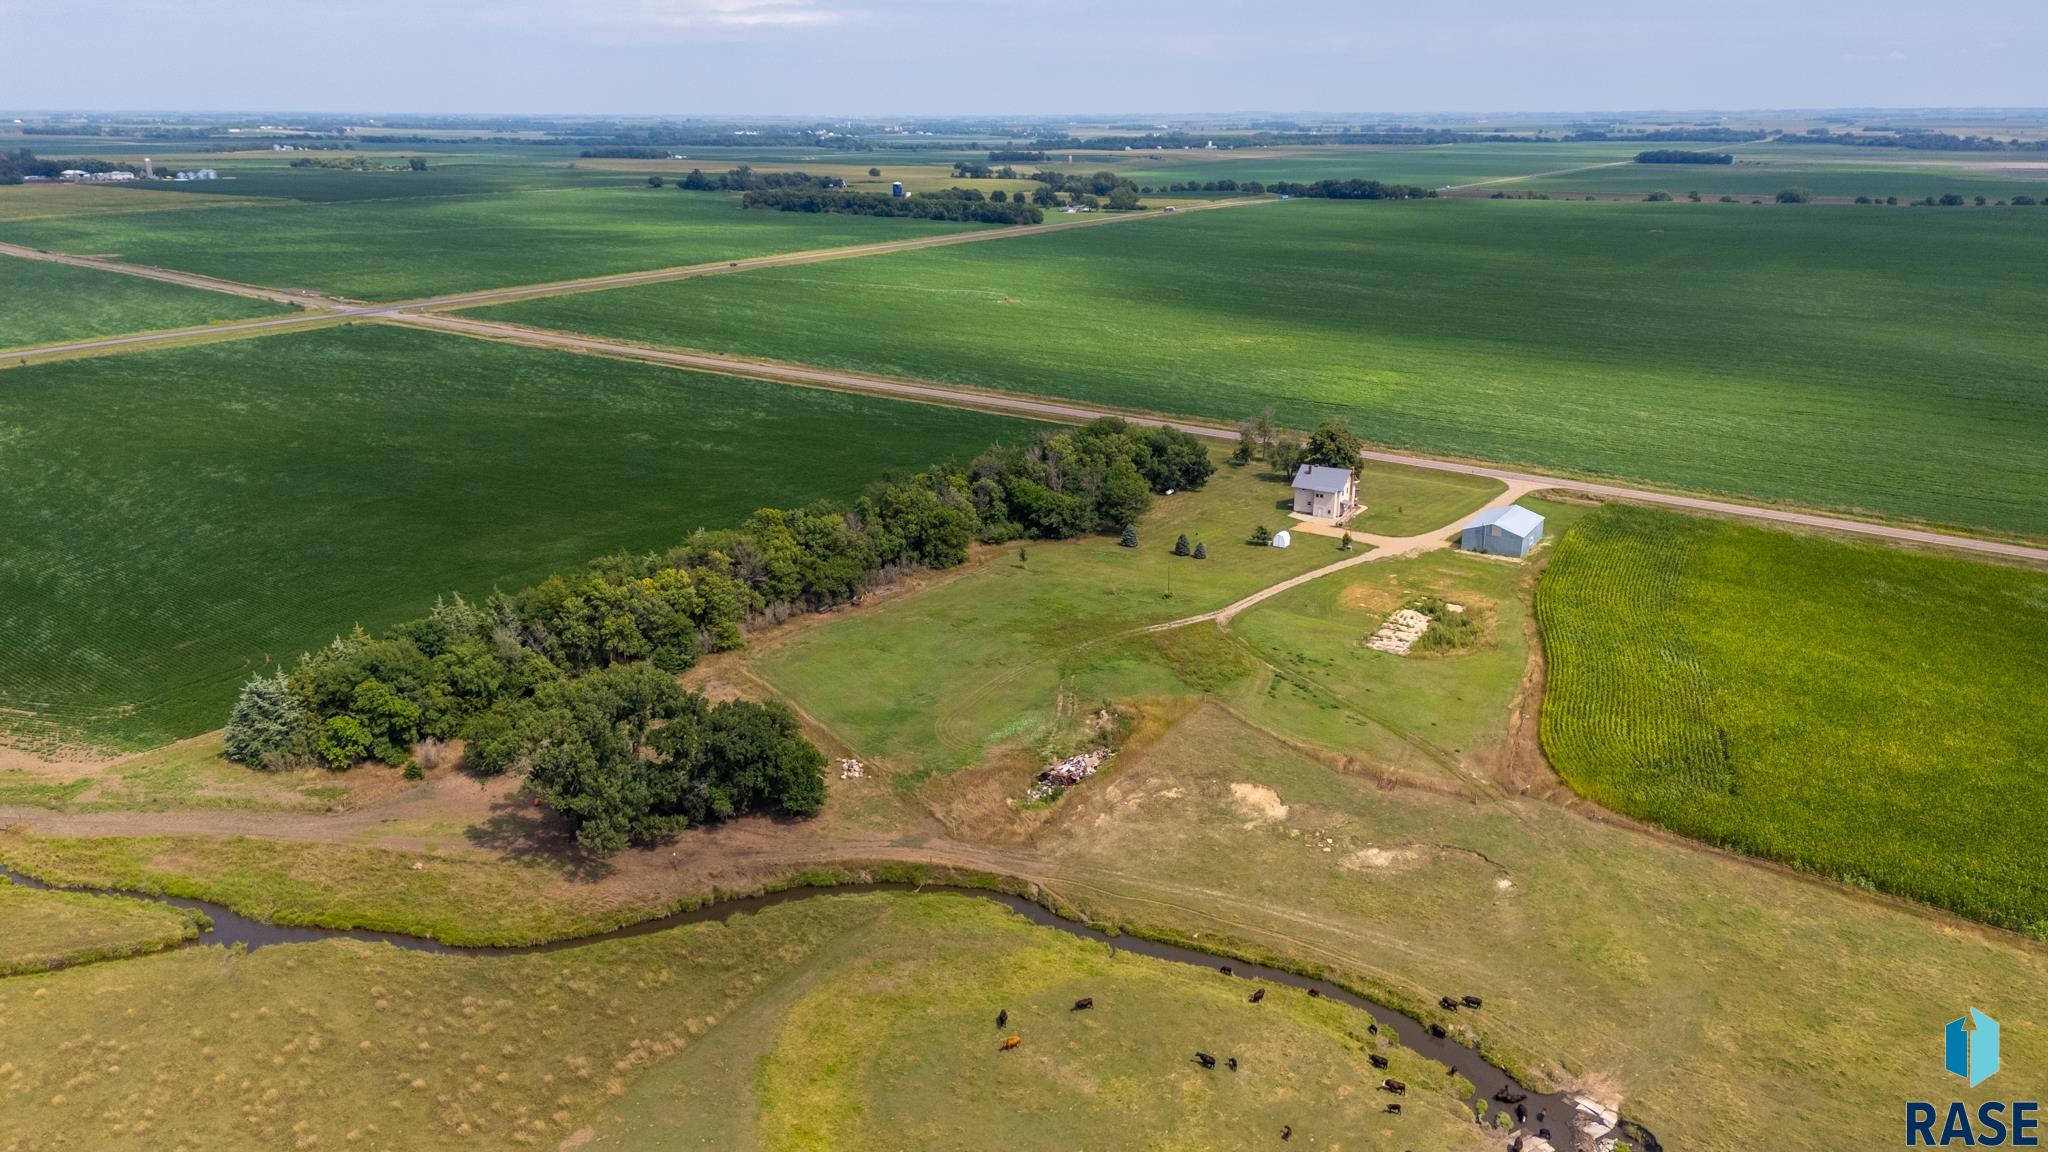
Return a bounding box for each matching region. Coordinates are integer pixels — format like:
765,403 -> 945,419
741,187 -> 1043,224
677,165 -> 842,192
1634,150 -> 1733,165
0,149 -> 140,183
1266,179 -> 1435,200
224,419 -> 1214,848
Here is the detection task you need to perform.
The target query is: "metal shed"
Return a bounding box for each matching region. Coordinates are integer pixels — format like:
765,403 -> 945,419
1461,504 -> 1545,558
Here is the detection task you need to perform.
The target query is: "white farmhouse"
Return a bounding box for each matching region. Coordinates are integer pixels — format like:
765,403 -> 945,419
1290,464 -> 1358,519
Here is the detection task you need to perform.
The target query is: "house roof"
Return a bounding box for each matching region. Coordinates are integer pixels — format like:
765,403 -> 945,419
1292,464 -> 1354,495
1466,504 -> 1544,537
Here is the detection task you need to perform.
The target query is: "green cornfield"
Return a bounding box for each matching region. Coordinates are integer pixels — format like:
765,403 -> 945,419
1536,504 -> 2048,937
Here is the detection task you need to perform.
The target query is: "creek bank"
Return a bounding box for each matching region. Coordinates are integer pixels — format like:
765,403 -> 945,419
0,863 -> 1653,1151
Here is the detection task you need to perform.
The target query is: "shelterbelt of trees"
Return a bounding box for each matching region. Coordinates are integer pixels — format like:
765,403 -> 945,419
224,420 -> 1214,851
1633,149 -> 1734,164
0,148 -> 142,183
743,186 -> 1045,224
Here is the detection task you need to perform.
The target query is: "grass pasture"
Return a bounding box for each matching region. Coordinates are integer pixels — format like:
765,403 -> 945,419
0,323 -> 1038,752
0,892 -> 1486,1152
0,253 -> 292,350
0,184 -> 980,301
470,197 -> 2048,538
1536,504 -> 2048,936
0,879 -> 206,976
748,461 -> 1342,784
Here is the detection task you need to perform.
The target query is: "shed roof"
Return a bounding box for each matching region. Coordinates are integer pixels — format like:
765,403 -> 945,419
1292,464 -> 1354,495
1466,504 -> 1544,537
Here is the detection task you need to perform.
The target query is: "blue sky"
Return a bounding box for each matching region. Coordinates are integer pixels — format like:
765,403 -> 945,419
1,0 -> 2040,116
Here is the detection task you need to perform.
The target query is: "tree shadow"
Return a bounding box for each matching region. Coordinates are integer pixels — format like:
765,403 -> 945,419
463,797 -> 616,883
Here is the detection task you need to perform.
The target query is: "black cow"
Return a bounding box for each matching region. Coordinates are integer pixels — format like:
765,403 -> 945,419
1428,1024 -> 1447,1039
1220,965 -> 1234,976
1382,1078 -> 1407,1095
1369,1054 -> 1389,1069
1227,1057 -> 1239,1071
997,1009 -> 1008,1029
1462,995 -> 1484,1009
1368,1023 -> 1377,1035
1249,989 -> 1266,1004
1307,988 -> 1321,998
1386,1103 -> 1402,1115
1493,1089 -> 1526,1105
1195,1052 -> 1217,1069
1439,996 -> 1460,1011
1280,1126 -> 1291,1142
1072,997 -> 1093,1011
1515,1104 -> 1528,1124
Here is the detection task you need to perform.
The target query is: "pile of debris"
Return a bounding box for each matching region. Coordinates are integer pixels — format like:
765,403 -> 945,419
1366,608 -> 1432,654
1026,747 -> 1111,802
838,759 -> 866,780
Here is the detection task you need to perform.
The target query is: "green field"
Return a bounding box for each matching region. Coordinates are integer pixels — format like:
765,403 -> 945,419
0,253 -> 292,349
1056,141 -> 1646,189
0,323 -> 1039,751
0,185 -> 978,300
0,892 -> 1485,1152
1536,504 -> 2048,936
0,879 -> 206,975
469,198 -> 2048,537
749,461 -> 1346,784
1515,158 -> 2048,201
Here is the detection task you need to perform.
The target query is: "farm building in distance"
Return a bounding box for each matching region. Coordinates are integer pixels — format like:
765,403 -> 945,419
1462,504 -> 1545,557
1291,464 -> 1358,519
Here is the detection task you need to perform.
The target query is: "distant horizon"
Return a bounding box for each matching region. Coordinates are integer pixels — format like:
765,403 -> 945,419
7,107 -> 2048,126
5,0 -> 2040,116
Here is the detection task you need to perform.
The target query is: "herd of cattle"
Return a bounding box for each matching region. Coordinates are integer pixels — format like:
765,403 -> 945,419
989,973 -> 1508,1143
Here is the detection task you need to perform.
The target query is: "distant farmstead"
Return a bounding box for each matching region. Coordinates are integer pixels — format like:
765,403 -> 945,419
1461,504 -> 1545,557
1291,464 -> 1358,519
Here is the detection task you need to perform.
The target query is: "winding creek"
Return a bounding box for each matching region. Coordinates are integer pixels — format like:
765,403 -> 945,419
1,865 -> 1657,1151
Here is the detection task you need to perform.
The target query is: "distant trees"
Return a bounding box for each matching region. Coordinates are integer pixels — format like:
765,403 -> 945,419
646,174 -> 664,187
1644,190 -> 1673,202
741,187 -> 1043,224
868,167 -> 881,177
1634,150 -> 1733,165
1265,179 -> 1433,201
1774,188 -> 1813,204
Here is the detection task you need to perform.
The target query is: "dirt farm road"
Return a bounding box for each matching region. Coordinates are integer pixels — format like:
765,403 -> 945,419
404,312 -> 2048,566
0,197 -> 1263,360
7,198 -> 2046,566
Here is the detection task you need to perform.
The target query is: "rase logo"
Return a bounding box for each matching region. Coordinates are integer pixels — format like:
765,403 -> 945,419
1908,1010 -> 2039,1147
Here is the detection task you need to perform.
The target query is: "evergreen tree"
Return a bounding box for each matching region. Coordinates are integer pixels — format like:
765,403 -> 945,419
1249,525 -> 1271,546
1192,542 -> 1207,560
224,672 -> 310,768
1174,533 -> 1191,556
1120,524 -> 1140,548
1339,533 -> 1353,552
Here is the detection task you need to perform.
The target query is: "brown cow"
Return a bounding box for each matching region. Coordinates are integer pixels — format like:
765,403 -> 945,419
1001,1035 -> 1021,1050
1382,1078 -> 1407,1095
1071,997 -> 1094,1011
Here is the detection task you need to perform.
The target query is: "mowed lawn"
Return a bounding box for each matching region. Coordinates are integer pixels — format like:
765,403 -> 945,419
0,185 -> 980,301
471,198 -> 2048,537
748,462 -> 1344,784
1536,504 -> 2048,936
0,323 -> 1039,752
0,253 -> 292,349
